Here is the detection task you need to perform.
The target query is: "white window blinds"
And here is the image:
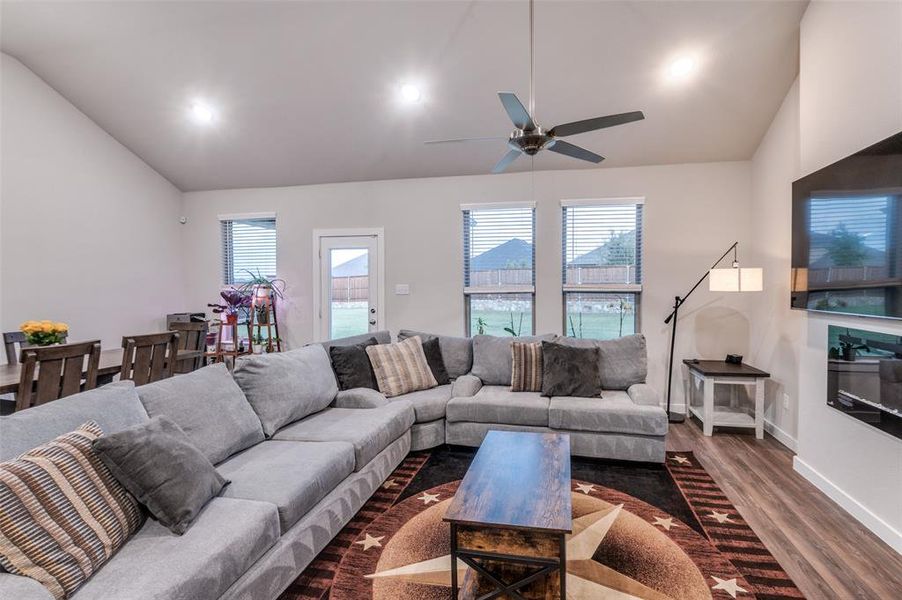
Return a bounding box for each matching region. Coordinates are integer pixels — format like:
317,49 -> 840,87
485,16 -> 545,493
463,205 -> 536,293
562,201 -> 643,291
220,217 -> 277,285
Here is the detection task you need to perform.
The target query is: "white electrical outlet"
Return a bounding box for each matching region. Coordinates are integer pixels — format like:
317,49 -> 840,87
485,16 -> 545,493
395,284 -> 410,295
783,393 -> 790,410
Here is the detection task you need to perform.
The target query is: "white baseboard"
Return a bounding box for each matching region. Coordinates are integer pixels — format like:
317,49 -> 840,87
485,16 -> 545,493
793,456 -> 902,554
764,419 -> 797,452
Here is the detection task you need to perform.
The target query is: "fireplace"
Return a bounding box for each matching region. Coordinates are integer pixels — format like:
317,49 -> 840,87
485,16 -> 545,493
827,325 -> 902,439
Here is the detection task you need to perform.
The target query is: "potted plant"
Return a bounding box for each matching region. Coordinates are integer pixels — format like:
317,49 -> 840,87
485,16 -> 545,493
251,333 -> 266,354
19,320 -> 68,346
208,289 -> 251,324
840,339 -> 869,361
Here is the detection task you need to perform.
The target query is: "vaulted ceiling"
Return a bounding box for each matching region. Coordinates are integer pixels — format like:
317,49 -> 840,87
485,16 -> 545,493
1,1 -> 807,191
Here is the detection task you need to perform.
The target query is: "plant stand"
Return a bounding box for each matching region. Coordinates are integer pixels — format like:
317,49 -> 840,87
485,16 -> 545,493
251,286 -> 282,353
205,319 -> 252,367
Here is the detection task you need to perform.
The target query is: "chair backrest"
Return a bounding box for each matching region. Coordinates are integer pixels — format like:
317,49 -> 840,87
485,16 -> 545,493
16,340 -> 102,411
120,332 -> 180,386
168,321 -> 208,373
4,331 -> 68,365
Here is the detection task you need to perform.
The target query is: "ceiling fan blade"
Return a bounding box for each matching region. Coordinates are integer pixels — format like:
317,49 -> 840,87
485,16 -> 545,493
424,136 -> 508,145
492,149 -> 522,173
498,92 -> 536,130
547,140 -> 604,163
549,111 -> 645,137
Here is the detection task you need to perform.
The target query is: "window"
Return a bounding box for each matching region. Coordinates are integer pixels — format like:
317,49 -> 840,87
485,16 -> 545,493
562,199 -> 643,339
220,215 -> 277,285
463,203 -> 535,336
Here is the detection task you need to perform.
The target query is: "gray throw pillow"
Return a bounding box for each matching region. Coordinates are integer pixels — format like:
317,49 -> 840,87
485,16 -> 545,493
329,337 -> 379,390
541,341 -> 602,398
398,330 -> 473,379
93,415 -> 229,535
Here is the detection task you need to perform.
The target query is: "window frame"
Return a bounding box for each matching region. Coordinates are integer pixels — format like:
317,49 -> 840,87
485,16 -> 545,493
462,202 -> 537,336
560,197 -> 645,339
219,212 -> 278,287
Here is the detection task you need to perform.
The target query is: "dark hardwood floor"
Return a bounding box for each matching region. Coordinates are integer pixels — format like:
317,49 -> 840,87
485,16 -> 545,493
667,420 -> 902,599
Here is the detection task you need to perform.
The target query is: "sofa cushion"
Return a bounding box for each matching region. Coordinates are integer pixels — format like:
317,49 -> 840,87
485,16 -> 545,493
541,341 -> 602,398
319,330 -> 391,352
71,497 -> 279,600
471,334 -> 554,386
445,385 -> 550,427
216,440 -> 355,533
329,337 -> 379,390
0,381 -> 147,461
233,345 -> 338,437
366,337 -> 437,398
138,364 -> 264,465
93,415 -> 229,535
272,403 -> 414,470
398,330 -> 472,379
552,334 -> 647,390
393,384 -> 452,422
549,391 -> 668,436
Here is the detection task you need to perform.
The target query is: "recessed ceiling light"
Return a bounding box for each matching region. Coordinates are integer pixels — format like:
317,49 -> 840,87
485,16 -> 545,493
189,101 -> 215,124
666,56 -> 697,81
399,83 -> 422,104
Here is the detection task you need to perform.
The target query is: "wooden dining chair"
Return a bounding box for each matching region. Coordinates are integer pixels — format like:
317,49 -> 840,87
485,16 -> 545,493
4,330 -> 68,365
120,332 -> 180,386
16,340 -> 102,411
168,321 -> 208,373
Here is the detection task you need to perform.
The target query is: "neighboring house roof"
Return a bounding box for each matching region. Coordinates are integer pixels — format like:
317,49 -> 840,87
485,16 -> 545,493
570,230 -> 637,265
331,254 -> 368,277
808,231 -> 886,268
471,238 -> 533,271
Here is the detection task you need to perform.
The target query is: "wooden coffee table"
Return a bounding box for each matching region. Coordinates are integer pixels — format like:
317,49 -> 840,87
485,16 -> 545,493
444,430 -> 572,599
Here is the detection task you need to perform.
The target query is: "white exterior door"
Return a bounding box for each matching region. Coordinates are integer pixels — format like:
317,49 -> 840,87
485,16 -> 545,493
318,234 -> 380,340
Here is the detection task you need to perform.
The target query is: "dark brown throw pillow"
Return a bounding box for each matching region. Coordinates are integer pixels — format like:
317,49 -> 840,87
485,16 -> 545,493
421,337 -> 450,385
540,341 -> 602,398
92,415 -> 229,535
329,337 -> 379,390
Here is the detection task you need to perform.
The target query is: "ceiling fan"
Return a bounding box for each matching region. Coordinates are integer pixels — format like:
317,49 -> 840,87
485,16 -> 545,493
426,0 -> 645,173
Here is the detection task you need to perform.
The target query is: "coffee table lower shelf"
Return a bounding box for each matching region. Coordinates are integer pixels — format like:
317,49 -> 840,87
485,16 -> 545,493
450,522 -> 566,600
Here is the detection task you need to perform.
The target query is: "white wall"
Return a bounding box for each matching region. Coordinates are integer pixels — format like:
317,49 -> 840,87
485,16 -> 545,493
181,161 -> 754,407
0,53 -> 186,356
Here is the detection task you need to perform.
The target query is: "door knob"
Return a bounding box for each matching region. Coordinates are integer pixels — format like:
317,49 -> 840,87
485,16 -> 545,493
369,319 -> 377,325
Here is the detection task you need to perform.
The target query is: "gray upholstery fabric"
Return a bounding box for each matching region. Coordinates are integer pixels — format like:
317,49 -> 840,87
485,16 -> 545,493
318,330 -> 391,352
272,402 -> 414,470
72,497 -> 280,600
552,334 -> 647,390
0,381 -> 148,461
218,433 -> 410,600
233,346 -> 338,437
332,388 -> 388,409
93,415 -> 229,535
540,341 -> 602,398
410,418 -> 445,451
445,421 -> 665,463
138,364 -> 264,465
470,334 -> 554,385
627,383 -> 660,407
445,385 -> 550,426
549,392 -> 668,436
217,440 -> 355,533
0,572 -> 53,600
392,384 -> 452,422
450,374 -> 482,398
398,330 -> 473,379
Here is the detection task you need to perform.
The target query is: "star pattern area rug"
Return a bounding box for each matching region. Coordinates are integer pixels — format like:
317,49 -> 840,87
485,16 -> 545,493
279,447 -> 804,600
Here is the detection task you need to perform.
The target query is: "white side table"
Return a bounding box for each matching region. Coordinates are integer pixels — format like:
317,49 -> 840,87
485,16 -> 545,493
682,360 -> 770,438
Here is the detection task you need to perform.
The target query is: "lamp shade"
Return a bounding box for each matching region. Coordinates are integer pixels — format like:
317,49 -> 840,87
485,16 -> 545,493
709,267 -> 764,292
740,268 -> 763,292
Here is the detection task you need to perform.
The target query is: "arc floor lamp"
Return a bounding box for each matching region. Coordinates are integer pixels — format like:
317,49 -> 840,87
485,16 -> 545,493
664,241 -> 763,422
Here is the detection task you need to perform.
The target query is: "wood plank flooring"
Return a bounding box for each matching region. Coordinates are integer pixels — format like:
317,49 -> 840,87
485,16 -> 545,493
667,421 -> 902,599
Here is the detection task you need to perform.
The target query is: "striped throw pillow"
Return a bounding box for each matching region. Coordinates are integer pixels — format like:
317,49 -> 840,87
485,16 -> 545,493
366,336 -> 438,398
0,421 -> 144,600
511,341 -> 543,392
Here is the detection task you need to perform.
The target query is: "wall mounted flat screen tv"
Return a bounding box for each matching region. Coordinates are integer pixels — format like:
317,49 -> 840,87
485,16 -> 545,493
791,131 -> 902,319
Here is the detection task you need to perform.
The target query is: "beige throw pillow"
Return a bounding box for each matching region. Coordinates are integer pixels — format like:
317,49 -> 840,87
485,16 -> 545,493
511,341 -> 543,392
366,336 -> 438,397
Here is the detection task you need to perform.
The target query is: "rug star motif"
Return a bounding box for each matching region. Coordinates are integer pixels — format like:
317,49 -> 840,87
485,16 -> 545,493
354,533 -> 385,551
651,516 -> 678,531
366,502 -> 670,598
709,511 -> 734,524
711,576 -> 747,598
382,478 -> 398,489
574,483 -> 596,494
417,492 -> 440,505
670,455 -> 690,465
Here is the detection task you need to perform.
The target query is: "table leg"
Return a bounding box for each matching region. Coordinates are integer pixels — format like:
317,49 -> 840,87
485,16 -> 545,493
755,378 -> 765,439
450,523 -> 458,599
703,377 -> 714,436
559,533 -> 566,600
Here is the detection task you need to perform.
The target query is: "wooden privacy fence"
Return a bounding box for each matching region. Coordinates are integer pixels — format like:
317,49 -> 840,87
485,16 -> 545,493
808,266 -> 888,284
331,275 -> 369,302
468,265 -> 636,287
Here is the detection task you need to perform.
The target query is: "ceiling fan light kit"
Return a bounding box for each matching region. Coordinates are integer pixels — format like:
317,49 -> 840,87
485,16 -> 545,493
427,0 -> 646,173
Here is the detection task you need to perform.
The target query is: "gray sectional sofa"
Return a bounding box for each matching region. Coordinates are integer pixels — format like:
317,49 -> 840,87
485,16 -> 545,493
0,329 -> 666,600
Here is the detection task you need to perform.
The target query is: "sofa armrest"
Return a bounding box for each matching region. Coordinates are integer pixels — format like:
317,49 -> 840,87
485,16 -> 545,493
0,573 -> 54,600
451,374 -> 483,398
627,383 -> 661,407
331,388 -> 389,409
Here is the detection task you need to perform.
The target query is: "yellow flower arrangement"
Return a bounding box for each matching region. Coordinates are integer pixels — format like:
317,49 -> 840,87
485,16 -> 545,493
19,320 -> 69,346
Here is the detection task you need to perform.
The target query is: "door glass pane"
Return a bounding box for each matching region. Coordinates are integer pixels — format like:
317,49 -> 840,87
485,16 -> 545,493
565,292 -> 637,340
468,293 -> 533,336
330,248 -> 369,339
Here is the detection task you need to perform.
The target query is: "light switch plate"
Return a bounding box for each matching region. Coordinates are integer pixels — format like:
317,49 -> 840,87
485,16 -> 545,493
395,284 -> 410,295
